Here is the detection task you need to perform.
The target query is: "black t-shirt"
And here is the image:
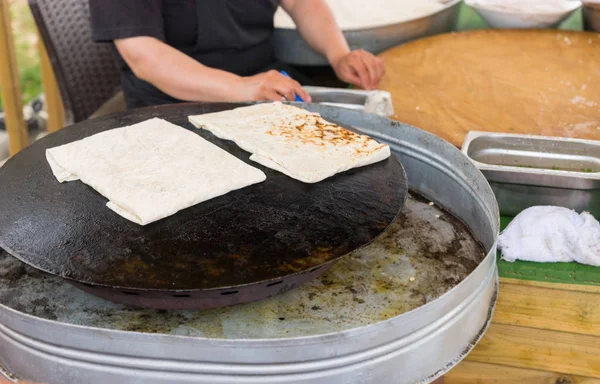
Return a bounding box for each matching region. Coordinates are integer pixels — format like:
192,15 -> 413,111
90,0 -> 280,108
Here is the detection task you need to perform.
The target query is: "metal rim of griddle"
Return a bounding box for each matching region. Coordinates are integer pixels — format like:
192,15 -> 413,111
68,260 -> 337,310
0,102 -> 408,310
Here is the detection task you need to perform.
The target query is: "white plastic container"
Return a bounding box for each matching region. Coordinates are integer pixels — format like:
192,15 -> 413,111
465,0 -> 582,28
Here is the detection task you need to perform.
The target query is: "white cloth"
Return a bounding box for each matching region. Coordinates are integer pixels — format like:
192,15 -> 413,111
46,118 -> 266,225
189,102 -> 391,183
498,206 -> 600,266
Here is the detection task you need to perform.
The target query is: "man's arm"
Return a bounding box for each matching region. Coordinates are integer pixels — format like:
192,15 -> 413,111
115,37 -> 310,102
281,0 -> 385,90
90,0 -> 309,103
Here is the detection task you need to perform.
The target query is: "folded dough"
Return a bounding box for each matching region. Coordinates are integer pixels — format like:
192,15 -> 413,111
46,118 -> 266,225
188,102 -> 390,183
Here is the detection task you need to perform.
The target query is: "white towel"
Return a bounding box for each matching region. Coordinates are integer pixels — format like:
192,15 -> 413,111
498,206 -> 600,266
46,118 -> 266,225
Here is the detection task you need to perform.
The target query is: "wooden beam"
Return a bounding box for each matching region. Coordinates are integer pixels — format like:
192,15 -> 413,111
0,0 -> 28,155
38,31 -> 64,132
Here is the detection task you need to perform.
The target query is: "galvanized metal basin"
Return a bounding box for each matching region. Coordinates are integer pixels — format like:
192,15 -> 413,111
0,104 -> 499,384
272,0 -> 462,66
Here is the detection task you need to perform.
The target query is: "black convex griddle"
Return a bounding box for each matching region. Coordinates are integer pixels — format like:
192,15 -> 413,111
0,103 -> 407,309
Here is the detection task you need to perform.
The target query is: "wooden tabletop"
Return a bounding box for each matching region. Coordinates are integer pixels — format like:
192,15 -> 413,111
378,29 -> 600,147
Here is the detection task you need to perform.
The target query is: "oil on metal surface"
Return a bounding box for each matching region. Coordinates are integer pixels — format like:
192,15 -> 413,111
0,192 -> 484,338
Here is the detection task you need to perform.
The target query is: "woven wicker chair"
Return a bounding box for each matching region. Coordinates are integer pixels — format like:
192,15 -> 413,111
29,0 -> 125,125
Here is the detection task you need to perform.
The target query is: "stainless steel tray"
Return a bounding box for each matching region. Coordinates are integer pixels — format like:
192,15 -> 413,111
272,0 -> 461,66
461,131 -> 600,217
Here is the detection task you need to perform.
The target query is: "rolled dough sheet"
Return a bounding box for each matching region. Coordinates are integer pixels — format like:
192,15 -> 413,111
378,30 -> 600,147
188,102 -> 390,183
46,118 -> 266,225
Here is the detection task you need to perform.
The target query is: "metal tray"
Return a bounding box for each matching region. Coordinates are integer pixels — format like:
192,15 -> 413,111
462,131 -> 600,217
272,0 -> 461,66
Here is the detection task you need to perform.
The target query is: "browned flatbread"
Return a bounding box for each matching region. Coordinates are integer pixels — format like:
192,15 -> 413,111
378,30 -> 600,147
188,102 -> 390,183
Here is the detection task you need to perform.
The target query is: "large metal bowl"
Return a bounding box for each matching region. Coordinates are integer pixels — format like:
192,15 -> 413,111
272,0 -> 462,66
0,104 -> 499,384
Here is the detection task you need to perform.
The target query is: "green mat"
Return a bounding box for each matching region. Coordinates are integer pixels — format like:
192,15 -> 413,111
456,4 -> 599,286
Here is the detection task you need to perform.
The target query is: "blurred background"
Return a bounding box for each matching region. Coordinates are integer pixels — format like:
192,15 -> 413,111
0,0 -> 586,130
0,0 -> 590,164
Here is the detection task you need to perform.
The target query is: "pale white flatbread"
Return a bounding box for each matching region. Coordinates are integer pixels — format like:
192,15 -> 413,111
46,118 -> 266,225
188,102 -> 390,183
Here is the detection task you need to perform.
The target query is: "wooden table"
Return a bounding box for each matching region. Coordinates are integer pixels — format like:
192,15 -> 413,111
446,216 -> 600,382
381,6 -> 600,382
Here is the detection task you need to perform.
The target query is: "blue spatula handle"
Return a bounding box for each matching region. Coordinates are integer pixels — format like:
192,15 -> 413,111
280,70 -> 304,102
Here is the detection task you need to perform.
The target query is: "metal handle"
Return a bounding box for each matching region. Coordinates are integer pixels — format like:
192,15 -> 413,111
303,86 -> 394,117
304,86 -> 369,105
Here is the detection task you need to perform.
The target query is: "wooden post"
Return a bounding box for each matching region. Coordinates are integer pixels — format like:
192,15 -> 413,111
38,32 -> 65,132
0,0 -> 28,155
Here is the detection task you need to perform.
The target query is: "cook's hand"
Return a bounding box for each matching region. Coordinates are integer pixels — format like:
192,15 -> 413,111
240,70 -> 311,102
331,50 -> 385,90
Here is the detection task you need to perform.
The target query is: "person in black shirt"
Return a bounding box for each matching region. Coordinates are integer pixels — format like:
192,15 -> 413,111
90,0 -> 386,108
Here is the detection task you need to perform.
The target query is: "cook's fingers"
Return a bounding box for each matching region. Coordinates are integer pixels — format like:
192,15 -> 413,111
377,57 -> 386,79
366,54 -> 384,89
283,76 -> 310,102
275,76 -> 311,102
296,86 -> 311,102
373,56 -> 385,84
368,55 -> 385,85
275,84 -> 297,102
359,53 -> 378,90
342,71 -> 362,88
263,89 -> 285,102
352,58 -> 371,90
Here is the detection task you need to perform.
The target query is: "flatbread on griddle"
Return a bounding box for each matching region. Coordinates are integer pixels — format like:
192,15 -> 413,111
189,102 -> 390,183
46,118 -> 266,225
